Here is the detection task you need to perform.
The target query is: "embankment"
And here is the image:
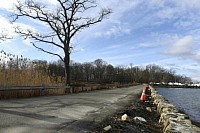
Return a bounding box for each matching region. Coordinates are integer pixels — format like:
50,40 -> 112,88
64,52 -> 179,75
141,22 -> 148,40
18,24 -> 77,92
150,86 -> 200,133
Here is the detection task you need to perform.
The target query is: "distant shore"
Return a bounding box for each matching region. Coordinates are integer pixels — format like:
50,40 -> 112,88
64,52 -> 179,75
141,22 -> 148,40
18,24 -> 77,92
152,84 -> 200,89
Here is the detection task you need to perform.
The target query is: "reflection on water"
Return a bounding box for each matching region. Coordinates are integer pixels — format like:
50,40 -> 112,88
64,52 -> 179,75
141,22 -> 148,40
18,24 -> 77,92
156,88 -> 200,123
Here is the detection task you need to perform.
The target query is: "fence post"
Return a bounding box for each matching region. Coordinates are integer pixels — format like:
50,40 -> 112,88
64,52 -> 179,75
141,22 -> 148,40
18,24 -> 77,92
40,86 -> 45,96
70,86 -> 73,93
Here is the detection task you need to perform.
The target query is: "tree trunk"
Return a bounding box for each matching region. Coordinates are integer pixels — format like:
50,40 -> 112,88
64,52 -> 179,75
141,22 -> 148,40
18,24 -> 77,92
64,52 -> 70,86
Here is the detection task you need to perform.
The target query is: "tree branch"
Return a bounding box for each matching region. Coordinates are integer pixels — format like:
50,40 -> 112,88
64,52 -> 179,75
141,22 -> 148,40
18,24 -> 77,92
70,8 -> 111,39
0,33 -> 13,42
14,26 -> 65,50
13,0 -> 66,45
32,42 -> 64,62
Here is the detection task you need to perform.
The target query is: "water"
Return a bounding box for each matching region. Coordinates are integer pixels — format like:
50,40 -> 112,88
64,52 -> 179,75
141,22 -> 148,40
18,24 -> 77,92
156,88 -> 200,123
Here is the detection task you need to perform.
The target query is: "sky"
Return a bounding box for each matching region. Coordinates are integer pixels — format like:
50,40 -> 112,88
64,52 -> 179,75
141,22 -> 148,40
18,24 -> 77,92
0,0 -> 200,81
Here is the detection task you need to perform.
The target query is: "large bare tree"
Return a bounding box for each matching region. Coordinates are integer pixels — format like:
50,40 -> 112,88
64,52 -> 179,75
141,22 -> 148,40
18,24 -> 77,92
12,0 -> 111,85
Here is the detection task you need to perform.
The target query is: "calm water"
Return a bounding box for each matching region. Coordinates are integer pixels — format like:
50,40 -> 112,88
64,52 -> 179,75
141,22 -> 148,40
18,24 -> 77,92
156,88 -> 200,123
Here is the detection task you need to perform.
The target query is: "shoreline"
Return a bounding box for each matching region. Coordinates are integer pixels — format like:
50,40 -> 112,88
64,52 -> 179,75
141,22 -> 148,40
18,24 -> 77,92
151,86 -> 200,132
178,108 -> 200,128
154,87 -> 200,128
153,85 -> 200,89
93,93 -> 163,133
192,121 -> 200,128
94,85 -> 200,132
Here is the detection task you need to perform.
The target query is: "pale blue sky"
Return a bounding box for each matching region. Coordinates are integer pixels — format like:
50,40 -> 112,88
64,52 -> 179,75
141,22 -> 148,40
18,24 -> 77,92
1,0 -> 200,81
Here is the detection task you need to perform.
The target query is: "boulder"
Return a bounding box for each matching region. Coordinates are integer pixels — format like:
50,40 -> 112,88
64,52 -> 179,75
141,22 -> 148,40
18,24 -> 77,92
133,116 -> 147,123
121,114 -> 128,121
149,86 -> 199,133
103,125 -> 112,131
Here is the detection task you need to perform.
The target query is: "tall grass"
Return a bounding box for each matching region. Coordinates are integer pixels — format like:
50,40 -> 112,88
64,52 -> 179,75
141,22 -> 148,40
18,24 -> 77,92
0,50 -> 64,86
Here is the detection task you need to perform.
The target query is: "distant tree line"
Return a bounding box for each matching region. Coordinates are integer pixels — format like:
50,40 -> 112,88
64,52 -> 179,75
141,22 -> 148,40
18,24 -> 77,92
68,59 -> 192,84
0,51 -> 192,86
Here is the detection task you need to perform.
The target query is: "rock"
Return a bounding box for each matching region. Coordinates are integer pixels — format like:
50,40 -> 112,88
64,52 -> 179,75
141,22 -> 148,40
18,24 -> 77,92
121,114 -> 128,121
103,125 -> 112,131
164,119 -> 195,133
146,107 -> 152,112
151,86 -> 199,133
134,116 -> 147,123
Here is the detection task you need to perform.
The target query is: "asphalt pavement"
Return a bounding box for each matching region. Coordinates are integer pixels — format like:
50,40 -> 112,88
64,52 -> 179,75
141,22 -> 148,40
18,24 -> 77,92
0,85 -> 142,133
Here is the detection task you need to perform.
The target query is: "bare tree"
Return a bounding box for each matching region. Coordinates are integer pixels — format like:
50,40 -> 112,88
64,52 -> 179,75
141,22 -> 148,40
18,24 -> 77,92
12,0 -> 111,85
83,62 -> 93,82
94,59 -> 107,83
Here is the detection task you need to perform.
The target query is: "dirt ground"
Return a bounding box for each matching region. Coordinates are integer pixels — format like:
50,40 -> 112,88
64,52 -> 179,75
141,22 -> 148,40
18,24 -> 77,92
93,94 -> 163,133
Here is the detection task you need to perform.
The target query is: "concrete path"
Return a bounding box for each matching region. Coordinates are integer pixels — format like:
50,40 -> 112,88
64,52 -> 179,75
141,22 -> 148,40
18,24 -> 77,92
0,85 -> 142,133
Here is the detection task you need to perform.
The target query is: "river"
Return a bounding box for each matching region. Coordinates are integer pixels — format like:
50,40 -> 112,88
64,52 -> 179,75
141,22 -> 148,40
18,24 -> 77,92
156,88 -> 200,123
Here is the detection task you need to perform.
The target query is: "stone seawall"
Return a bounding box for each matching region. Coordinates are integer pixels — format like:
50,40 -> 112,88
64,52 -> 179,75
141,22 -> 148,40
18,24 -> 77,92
150,86 -> 200,133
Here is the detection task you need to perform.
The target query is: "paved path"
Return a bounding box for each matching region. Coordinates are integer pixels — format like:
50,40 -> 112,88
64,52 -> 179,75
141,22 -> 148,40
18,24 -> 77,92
0,85 -> 142,133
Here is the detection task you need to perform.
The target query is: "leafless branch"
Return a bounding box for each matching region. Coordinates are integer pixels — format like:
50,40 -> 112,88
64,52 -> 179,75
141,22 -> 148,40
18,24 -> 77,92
0,33 -> 13,42
32,42 -> 64,62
